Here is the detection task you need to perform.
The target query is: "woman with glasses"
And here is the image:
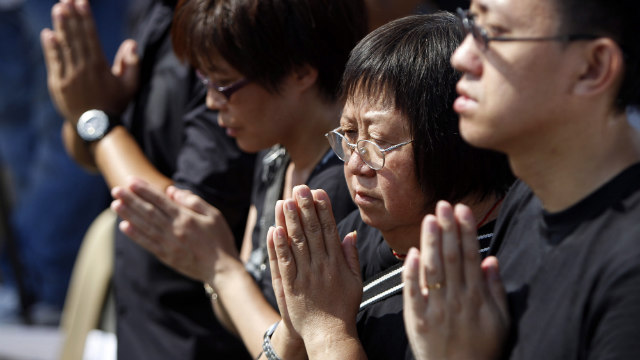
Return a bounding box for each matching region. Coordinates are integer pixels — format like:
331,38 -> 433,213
264,12 -> 514,359
110,0 -> 365,357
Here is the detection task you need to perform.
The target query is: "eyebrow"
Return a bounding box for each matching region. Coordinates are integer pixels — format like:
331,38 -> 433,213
340,109 -> 395,127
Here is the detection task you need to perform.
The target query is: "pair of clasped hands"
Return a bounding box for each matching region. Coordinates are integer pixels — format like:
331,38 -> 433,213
112,179 -> 510,359
265,185 -> 510,359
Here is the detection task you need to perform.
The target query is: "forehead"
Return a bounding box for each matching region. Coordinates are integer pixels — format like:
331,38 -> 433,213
342,97 -> 411,136
470,0 -> 559,29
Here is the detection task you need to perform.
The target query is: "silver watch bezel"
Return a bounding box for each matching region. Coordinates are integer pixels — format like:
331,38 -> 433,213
77,109 -> 110,142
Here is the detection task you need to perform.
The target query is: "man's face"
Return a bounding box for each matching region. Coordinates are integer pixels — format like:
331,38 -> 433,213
450,0 -> 579,155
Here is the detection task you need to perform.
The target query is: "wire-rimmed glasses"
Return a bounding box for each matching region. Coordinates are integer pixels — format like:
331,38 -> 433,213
456,7 -> 599,50
325,127 -> 413,171
196,70 -> 250,101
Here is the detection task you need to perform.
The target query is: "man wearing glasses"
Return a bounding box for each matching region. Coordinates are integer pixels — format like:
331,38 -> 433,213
403,0 -> 640,359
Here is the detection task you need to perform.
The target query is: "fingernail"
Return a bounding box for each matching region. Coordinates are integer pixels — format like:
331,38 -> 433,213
285,200 -> 296,212
296,186 -> 311,199
275,227 -> 286,239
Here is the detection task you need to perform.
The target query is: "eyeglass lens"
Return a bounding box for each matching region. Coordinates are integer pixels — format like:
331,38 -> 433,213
457,8 -> 487,47
327,131 -> 385,170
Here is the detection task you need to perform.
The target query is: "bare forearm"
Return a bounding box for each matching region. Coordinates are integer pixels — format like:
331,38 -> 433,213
62,121 -> 99,171
213,261 -> 281,357
93,126 -> 172,190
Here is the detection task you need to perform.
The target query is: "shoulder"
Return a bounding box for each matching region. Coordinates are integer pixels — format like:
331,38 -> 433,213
489,180 -> 537,255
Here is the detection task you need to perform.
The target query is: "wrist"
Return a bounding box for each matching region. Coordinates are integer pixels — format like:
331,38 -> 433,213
210,257 -> 246,291
271,322 -> 306,360
304,323 -> 362,358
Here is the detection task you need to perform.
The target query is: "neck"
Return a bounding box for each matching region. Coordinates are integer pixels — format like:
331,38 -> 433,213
283,98 -> 342,168
508,110 -> 640,212
281,97 -> 342,199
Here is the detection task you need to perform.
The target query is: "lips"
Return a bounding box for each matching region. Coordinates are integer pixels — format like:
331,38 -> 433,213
453,83 -> 479,114
354,189 -> 378,206
217,118 -> 240,137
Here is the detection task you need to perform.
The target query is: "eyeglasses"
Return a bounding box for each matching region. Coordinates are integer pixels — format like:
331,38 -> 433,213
196,70 -> 250,101
456,8 -> 599,50
325,127 -> 413,171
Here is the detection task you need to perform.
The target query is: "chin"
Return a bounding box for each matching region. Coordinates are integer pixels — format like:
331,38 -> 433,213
358,209 -> 385,231
459,120 -> 500,152
238,138 -> 273,154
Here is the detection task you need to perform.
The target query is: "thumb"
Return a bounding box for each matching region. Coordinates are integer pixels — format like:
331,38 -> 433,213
341,231 -> 361,281
112,39 -> 140,94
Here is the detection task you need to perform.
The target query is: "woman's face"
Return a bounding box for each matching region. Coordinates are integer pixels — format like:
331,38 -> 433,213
340,96 -> 428,235
200,52 -> 299,153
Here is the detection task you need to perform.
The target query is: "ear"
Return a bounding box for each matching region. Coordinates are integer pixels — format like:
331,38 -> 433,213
573,38 -> 625,100
290,64 -> 319,93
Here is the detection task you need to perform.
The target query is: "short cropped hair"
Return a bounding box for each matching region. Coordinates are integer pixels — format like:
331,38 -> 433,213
553,0 -> 640,109
341,13 -> 514,204
172,0 -> 368,102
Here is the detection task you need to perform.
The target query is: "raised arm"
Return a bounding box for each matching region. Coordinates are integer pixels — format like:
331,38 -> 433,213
41,0 -> 171,189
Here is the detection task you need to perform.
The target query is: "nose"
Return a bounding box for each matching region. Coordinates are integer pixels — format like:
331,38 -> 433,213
450,34 -> 482,76
205,89 -> 228,111
345,147 -> 375,177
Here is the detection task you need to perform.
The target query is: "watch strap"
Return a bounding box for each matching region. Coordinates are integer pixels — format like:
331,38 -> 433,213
262,321 -> 282,360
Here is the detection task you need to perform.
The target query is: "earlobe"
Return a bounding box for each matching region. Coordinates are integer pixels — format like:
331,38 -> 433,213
573,39 -> 624,98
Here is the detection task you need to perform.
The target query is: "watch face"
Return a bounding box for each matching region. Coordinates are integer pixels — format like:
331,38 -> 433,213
78,110 -> 109,141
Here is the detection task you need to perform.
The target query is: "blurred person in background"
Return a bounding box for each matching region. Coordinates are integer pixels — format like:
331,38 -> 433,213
0,0 -> 127,325
40,0 -> 255,358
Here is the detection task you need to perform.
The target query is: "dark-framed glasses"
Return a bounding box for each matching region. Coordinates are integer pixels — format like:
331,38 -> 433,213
325,127 -> 413,171
196,70 -> 250,101
456,8 -> 599,50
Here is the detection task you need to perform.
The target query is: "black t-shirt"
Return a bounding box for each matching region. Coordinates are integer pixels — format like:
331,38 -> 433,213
338,210 -> 496,360
489,163 -> 640,359
113,1 -> 255,359
248,146 -> 357,310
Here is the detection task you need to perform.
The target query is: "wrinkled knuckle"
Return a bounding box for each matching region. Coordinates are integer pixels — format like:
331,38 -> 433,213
319,219 -> 337,235
314,197 -> 331,212
290,234 -> 306,248
180,215 -> 198,231
304,220 -> 322,235
184,195 -> 200,208
141,203 -> 155,217
172,222 -> 188,243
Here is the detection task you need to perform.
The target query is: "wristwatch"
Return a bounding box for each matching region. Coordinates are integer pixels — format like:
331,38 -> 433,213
262,321 -> 282,360
76,109 -> 120,142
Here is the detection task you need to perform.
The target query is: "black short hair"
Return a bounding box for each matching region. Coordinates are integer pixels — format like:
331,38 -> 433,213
341,12 -> 514,204
172,0 -> 368,102
553,0 -> 640,110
